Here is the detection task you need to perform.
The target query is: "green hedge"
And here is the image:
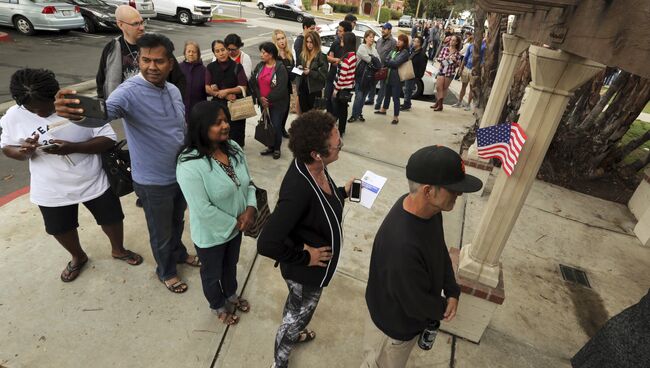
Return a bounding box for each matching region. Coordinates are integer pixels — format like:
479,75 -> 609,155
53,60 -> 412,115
390,9 -> 402,20
302,0 -> 311,9
378,7 -> 390,23
326,2 -> 359,14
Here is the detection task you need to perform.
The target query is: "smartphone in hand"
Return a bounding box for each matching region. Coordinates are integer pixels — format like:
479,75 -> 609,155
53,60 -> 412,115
64,95 -> 107,120
350,179 -> 362,203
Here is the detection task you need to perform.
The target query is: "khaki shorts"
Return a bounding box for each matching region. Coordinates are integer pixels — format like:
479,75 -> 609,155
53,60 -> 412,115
360,312 -> 418,368
461,67 -> 472,84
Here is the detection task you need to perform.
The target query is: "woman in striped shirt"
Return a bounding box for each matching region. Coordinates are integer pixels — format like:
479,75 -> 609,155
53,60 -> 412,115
332,32 -> 357,136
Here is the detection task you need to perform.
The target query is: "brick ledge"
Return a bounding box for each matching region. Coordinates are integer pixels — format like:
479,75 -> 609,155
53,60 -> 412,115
449,247 -> 505,305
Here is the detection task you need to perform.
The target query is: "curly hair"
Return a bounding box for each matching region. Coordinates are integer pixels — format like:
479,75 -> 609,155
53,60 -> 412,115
288,110 -> 337,164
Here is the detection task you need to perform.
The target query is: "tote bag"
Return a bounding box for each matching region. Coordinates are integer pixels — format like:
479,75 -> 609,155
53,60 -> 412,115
254,108 -> 276,147
398,60 -> 415,81
228,86 -> 258,120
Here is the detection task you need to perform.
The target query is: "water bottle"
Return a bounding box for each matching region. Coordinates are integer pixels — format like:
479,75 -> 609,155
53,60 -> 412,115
418,320 -> 440,350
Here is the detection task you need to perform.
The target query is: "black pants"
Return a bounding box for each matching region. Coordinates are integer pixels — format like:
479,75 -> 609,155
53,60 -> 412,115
333,95 -> 350,134
298,81 -> 321,113
230,119 -> 246,147
194,233 -> 242,311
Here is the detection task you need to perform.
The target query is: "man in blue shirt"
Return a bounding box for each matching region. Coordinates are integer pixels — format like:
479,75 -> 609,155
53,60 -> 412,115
455,36 -> 486,111
54,33 -> 199,294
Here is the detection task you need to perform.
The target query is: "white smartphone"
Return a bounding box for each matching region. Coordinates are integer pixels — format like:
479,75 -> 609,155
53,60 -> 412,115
350,179 -> 362,203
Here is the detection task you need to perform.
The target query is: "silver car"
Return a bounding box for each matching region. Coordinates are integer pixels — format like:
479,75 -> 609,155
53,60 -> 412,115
0,0 -> 85,35
100,0 -> 156,18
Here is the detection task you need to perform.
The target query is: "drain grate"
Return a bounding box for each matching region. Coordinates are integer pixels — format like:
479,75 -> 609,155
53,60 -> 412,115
559,264 -> 591,288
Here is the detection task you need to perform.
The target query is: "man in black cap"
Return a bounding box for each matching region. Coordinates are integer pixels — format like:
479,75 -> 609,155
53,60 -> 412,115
361,145 -> 483,368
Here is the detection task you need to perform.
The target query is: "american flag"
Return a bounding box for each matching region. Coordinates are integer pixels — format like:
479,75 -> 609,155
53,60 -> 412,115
477,123 -> 527,176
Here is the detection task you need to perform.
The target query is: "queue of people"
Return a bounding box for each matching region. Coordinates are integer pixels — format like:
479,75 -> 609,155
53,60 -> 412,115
0,7 -> 485,368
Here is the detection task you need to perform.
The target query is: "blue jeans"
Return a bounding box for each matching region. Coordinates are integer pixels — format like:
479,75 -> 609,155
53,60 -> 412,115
133,181 -> 188,281
382,80 -> 402,117
373,81 -> 387,110
351,83 -> 368,118
403,79 -> 415,108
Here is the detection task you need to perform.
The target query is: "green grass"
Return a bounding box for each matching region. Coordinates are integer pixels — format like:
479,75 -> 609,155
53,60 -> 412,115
620,119 -> 650,165
643,101 -> 650,115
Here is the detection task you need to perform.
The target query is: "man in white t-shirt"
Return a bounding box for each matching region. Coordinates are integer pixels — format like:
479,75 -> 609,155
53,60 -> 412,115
0,68 -> 143,282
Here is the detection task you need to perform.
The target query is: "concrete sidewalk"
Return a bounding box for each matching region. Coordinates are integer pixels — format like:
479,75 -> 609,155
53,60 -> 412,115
1,97 -> 649,368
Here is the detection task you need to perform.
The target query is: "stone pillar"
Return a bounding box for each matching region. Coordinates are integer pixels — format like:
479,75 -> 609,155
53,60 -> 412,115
458,46 -> 605,288
630,168 -> 650,246
464,34 -> 530,196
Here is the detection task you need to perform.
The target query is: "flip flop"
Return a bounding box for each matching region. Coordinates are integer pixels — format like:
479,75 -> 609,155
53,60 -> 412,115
160,278 -> 188,294
60,258 -> 88,282
217,311 -> 239,325
180,255 -> 202,267
230,297 -> 250,313
112,250 -> 143,265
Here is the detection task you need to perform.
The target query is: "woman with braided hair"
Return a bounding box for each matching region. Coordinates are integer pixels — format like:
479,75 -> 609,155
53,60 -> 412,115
0,68 -> 143,282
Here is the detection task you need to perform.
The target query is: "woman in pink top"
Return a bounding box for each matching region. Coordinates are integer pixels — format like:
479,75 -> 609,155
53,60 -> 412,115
249,42 -> 289,160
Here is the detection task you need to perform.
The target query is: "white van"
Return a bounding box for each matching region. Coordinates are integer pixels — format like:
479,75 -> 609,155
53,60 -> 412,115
152,0 -> 215,25
101,0 -> 157,19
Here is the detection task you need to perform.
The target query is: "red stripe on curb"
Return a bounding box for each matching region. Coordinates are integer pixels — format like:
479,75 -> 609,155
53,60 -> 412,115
0,186 -> 30,207
0,32 -> 12,42
209,18 -> 247,23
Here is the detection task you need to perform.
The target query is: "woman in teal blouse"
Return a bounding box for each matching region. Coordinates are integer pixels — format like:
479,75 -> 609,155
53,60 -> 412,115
177,101 -> 257,326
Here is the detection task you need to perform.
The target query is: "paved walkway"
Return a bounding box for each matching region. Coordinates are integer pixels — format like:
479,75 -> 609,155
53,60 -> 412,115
1,95 -> 648,368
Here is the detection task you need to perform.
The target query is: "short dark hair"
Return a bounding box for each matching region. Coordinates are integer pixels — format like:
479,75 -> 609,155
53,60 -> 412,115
10,68 -> 59,106
259,42 -> 278,59
302,17 -> 316,30
414,36 -> 424,46
211,39 -> 225,51
224,33 -> 244,48
288,110 -> 337,164
341,32 -> 356,54
344,14 -> 357,23
339,20 -> 352,33
136,33 -> 175,58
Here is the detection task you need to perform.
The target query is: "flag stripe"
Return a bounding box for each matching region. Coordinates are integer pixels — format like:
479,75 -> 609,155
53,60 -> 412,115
476,122 -> 527,177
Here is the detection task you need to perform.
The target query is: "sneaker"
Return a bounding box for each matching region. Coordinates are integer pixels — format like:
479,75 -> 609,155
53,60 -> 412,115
464,105 -> 472,111
272,150 -> 281,160
400,104 -> 411,111
347,116 -> 358,123
452,102 -> 462,108
358,115 -> 365,122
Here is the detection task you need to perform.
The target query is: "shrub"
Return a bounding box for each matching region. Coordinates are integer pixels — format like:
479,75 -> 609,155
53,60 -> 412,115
302,0 -> 312,10
326,2 -> 359,14
378,7 -> 390,23
390,9 -> 403,20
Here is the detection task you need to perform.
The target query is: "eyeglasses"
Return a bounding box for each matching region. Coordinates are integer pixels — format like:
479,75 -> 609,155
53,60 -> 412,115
227,47 -> 239,53
118,19 -> 147,27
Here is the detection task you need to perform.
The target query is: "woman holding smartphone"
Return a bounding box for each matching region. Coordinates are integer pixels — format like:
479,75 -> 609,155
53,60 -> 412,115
272,29 -> 295,138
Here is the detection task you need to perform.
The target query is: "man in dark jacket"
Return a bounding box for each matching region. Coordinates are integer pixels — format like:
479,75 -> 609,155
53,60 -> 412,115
362,146 -> 483,368
96,5 -> 185,100
401,36 -> 428,111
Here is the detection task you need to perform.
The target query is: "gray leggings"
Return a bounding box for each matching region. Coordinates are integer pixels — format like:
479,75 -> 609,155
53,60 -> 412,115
274,279 -> 323,368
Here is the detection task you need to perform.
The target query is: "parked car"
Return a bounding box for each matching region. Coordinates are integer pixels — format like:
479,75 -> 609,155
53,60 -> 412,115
0,0 -> 84,36
264,3 -> 312,23
398,15 -> 412,28
318,21 -> 382,38
66,0 -> 118,33
256,0 -> 284,10
100,0 -> 156,18
152,0 -> 215,25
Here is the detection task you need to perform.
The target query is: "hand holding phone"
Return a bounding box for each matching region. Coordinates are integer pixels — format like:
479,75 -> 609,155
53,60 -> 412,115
64,94 -> 107,120
349,179 -> 362,203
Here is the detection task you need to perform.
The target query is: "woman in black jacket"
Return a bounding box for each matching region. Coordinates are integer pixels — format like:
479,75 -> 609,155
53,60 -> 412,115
257,110 -> 352,368
249,42 -> 289,159
296,30 -> 328,113
273,29 -> 295,138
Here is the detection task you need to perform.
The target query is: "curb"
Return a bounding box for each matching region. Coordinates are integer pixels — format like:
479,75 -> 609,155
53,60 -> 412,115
0,186 -> 30,207
209,18 -> 247,23
0,32 -> 11,42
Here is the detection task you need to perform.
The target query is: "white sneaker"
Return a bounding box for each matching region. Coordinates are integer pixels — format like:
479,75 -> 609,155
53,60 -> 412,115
452,102 -> 462,108
464,105 -> 471,111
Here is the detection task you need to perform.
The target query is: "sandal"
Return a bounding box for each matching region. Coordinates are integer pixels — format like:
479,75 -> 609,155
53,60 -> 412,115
297,329 -> 316,343
217,311 -> 239,325
230,297 -> 250,313
60,258 -> 88,282
161,278 -> 188,294
112,250 -> 143,266
183,255 -> 202,267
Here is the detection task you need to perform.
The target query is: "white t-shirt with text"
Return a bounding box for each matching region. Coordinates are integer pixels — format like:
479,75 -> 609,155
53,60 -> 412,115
0,105 -> 116,207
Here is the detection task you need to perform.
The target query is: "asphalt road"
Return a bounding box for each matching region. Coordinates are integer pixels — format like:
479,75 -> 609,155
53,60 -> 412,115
0,3 -> 323,197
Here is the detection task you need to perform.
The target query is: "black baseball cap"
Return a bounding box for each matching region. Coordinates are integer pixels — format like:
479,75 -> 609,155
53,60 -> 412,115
406,146 -> 483,193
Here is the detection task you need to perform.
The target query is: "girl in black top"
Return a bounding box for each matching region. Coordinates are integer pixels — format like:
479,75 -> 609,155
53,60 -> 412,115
297,30 -> 328,113
205,40 -> 248,147
257,110 -> 353,368
273,29 -> 295,138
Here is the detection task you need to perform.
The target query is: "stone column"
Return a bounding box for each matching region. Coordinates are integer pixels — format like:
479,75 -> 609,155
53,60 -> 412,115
458,46 -> 605,288
464,34 -> 530,196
